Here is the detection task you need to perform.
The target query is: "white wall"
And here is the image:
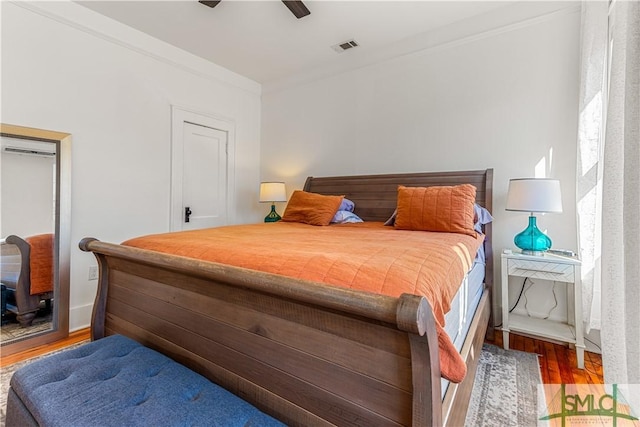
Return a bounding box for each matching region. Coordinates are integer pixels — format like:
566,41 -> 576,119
262,3 -> 582,323
1,141 -> 56,238
1,2 -> 263,331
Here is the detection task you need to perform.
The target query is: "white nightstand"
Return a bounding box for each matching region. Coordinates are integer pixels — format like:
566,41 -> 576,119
501,250 -> 585,368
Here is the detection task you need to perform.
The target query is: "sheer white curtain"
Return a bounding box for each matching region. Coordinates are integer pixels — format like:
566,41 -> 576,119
577,0 -> 639,389
600,0 -> 640,388
576,0 -> 608,332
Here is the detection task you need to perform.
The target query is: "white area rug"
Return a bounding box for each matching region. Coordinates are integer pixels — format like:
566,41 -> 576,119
465,343 -> 543,427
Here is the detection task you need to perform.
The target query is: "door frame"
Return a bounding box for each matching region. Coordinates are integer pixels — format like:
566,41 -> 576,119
170,106 -> 236,232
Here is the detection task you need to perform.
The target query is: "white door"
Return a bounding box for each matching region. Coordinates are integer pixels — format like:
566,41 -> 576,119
171,110 -> 231,231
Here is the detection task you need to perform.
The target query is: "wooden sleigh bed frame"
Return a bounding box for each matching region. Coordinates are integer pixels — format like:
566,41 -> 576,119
80,169 -> 493,427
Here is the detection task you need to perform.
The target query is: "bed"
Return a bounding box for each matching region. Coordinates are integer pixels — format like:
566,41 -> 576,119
80,169 -> 493,427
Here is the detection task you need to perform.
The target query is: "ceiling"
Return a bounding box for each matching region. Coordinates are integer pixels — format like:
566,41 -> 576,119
77,1 -> 513,86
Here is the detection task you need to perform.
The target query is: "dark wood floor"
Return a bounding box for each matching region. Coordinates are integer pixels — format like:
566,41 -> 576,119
487,330 -> 604,384
2,328 -> 605,386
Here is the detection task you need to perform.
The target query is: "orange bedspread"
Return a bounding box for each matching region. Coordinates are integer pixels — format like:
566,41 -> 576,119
123,222 -> 484,383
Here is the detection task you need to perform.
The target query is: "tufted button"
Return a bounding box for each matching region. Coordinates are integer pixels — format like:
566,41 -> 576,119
135,398 -> 149,406
147,368 -> 162,377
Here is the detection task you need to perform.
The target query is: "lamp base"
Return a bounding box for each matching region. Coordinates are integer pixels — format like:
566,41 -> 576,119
514,215 -> 552,253
264,204 -> 281,223
520,249 -> 546,256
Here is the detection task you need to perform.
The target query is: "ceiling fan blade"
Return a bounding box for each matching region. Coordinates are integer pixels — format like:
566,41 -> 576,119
199,1 -> 221,8
282,0 -> 310,19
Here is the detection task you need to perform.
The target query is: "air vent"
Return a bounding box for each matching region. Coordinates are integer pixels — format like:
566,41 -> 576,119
3,146 -> 55,157
331,39 -> 359,53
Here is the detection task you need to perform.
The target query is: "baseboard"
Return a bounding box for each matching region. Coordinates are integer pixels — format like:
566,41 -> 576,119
69,303 -> 92,333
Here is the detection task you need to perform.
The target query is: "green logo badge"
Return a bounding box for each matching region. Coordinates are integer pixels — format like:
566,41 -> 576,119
539,384 -> 639,426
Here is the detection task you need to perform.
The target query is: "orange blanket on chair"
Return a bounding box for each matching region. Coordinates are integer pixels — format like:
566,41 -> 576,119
123,222 -> 484,383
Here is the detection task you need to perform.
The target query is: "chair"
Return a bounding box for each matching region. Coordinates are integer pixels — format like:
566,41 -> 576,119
0,234 -> 54,327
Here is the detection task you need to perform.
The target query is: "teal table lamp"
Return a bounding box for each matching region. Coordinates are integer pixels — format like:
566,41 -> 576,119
506,178 -> 562,255
259,182 -> 287,222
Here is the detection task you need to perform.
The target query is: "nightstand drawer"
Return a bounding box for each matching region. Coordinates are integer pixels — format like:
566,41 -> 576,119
507,258 -> 575,282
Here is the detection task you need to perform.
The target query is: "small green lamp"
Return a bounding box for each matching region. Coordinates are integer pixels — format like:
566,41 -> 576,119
506,178 -> 562,255
259,182 -> 287,222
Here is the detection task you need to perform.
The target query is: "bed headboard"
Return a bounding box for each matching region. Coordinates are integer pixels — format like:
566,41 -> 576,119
303,169 -> 493,223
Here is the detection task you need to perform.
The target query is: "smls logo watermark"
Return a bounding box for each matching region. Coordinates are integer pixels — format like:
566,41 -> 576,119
538,384 -> 640,426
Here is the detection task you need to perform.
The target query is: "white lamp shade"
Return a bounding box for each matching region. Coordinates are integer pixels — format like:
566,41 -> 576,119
506,178 -> 563,213
259,182 -> 287,203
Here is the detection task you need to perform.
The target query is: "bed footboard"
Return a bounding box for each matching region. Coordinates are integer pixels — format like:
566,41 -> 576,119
80,238 -> 443,426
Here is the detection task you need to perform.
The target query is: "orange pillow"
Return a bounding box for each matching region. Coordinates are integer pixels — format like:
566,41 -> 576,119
394,184 -> 477,236
282,191 -> 344,226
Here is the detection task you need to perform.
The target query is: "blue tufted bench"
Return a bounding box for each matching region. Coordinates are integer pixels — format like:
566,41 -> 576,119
6,335 -> 285,427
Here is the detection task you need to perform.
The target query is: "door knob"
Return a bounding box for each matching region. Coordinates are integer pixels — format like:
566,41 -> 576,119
185,206 -> 192,223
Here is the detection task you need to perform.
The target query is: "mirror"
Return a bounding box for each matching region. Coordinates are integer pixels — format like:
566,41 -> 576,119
0,124 -> 70,355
